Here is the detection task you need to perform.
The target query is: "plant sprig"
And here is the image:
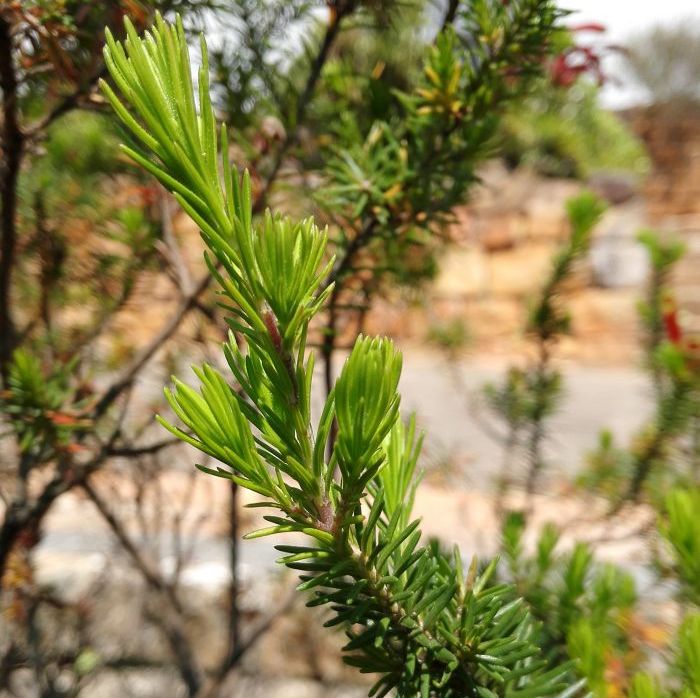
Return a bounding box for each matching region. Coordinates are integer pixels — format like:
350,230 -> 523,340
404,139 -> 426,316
101,14 -> 577,697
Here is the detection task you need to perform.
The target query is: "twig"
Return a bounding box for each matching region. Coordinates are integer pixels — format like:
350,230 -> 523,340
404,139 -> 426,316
195,590 -> 297,698
82,477 -> 204,696
0,16 -> 23,377
81,478 -> 183,612
107,437 -> 181,458
256,3 -> 355,211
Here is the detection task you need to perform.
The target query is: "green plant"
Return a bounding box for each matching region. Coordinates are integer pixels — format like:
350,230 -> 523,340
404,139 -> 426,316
677,613 -> 700,695
499,512 -> 636,694
628,673 -> 665,698
484,193 -> 606,497
579,231 -> 700,506
659,488 -> 700,605
0,349 -> 88,462
637,231 -> 686,400
427,318 -> 471,355
626,615 -> 700,698
100,14 -> 582,696
309,0 -> 567,398
500,81 -> 649,179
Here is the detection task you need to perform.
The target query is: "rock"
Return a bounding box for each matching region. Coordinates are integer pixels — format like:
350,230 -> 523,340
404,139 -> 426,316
433,246 -> 489,296
588,171 -> 639,204
486,242 -> 557,297
589,201 -> 649,288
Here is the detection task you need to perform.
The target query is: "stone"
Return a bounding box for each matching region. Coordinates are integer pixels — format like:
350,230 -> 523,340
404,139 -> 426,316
589,201 -> 650,288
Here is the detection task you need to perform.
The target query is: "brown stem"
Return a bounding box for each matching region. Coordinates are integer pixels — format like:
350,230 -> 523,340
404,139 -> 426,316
256,3 -> 353,211
0,16 -> 23,379
194,591 -> 296,698
82,478 -> 204,696
321,219 -> 376,401
225,481 -> 240,663
441,0 -> 460,31
525,341 -> 550,497
0,422 -> 123,583
92,270 -> 214,419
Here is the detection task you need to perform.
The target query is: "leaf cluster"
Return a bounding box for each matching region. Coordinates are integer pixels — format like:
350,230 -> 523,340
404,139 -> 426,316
659,488 -> 700,605
500,513 -> 636,687
100,14 -> 579,696
0,350 -> 89,460
315,0 -> 566,297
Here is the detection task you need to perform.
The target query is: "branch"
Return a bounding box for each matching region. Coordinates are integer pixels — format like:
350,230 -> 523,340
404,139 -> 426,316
0,446 -> 112,581
106,437 -> 181,458
0,15 -> 23,378
81,477 -> 204,696
81,478 -> 183,610
91,269 -> 214,419
0,396 -> 132,581
256,4 -> 354,210
24,66 -> 106,139
91,7 -> 352,419
441,0 -> 460,31
195,590 -> 296,698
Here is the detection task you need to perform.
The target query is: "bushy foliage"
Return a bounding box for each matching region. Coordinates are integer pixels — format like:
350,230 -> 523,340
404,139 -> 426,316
98,13 -> 590,696
484,192 -> 606,494
579,231 -> 700,505
499,513 -> 636,694
501,82 -> 649,179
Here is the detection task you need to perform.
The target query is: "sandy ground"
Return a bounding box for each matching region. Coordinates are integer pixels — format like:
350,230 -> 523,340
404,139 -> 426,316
34,351 -> 656,592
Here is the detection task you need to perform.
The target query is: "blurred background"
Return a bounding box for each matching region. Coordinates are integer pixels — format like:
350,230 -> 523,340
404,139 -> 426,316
2,1 -> 700,696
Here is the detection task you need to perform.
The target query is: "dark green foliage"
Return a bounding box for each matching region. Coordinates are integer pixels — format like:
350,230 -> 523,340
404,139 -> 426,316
0,350 -> 87,460
305,0 -> 568,394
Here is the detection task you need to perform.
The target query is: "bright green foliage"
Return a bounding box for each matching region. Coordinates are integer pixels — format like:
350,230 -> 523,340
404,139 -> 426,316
377,415 -> 423,531
677,614 -> 700,695
334,337 -> 402,486
660,489 -> 700,605
500,81 -> 649,179
101,14 -> 580,696
500,513 -> 635,695
628,673 -> 666,698
484,193 -> 605,494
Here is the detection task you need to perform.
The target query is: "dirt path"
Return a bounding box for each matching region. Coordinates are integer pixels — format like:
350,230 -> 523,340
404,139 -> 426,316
35,351 -> 654,593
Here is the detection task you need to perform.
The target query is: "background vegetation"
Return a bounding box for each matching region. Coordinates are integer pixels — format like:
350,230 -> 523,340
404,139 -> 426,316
0,1 -> 698,697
